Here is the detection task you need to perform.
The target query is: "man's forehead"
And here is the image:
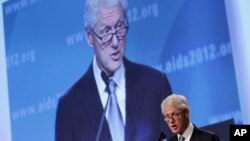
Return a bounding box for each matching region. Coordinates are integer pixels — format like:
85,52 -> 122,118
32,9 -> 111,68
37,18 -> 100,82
98,6 -> 124,20
94,8 -> 125,30
164,107 -> 180,113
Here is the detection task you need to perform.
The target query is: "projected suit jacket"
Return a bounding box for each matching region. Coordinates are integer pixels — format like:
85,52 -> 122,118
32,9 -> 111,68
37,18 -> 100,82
55,58 -> 172,141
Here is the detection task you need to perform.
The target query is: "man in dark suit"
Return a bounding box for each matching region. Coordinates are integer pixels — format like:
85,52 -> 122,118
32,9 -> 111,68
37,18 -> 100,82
160,94 -> 220,141
55,0 -> 172,141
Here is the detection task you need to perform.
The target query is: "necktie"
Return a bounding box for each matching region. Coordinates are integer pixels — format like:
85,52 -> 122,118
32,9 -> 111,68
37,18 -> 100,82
106,79 -> 125,141
178,135 -> 185,141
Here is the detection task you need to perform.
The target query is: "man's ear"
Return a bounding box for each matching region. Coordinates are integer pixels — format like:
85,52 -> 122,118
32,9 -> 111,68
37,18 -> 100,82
85,28 -> 94,47
185,109 -> 190,120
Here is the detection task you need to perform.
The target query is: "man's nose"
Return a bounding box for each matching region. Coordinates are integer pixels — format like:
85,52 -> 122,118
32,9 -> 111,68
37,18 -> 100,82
111,33 -> 119,48
168,117 -> 175,123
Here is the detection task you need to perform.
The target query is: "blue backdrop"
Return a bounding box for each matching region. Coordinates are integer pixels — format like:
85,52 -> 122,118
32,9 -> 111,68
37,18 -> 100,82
3,0 -> 240,140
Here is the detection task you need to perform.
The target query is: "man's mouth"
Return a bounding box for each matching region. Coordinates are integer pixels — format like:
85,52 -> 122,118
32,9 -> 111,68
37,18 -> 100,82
170,124 -> 177,130
111,51 -> 120,60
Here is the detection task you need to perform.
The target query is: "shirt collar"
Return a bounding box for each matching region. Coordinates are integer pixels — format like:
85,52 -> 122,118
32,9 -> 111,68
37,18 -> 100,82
93,56 -> 125,93
93,56 -> 106,94
111,62 -> 125,91
178,122 -> 194,140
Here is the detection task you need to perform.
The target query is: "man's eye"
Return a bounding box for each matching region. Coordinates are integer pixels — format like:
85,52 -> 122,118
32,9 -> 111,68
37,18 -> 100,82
102,28 -> 111,35
117,23 -> 125,28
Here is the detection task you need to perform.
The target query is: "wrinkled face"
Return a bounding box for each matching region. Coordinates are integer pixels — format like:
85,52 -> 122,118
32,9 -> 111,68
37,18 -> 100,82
162,106 -> 189,135
86,5 -> 127,76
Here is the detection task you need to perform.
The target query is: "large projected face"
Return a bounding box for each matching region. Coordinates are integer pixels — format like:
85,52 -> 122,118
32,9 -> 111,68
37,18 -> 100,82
86,5 -> 127,76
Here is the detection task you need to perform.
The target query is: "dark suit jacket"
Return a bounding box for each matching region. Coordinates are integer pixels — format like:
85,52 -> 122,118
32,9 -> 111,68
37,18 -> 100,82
167,125 -> 220,141
55,58 -> 172,141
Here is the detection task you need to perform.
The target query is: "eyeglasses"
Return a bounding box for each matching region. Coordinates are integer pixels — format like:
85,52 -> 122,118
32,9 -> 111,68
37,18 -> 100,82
164,110 -> 185,122
90,24 -> 129,46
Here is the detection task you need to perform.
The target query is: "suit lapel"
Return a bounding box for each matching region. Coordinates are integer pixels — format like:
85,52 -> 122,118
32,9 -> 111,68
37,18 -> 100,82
81,64 -> 111,140
80,59 -> 147,140
190,125 -> 200,141
124,58 -> 146,141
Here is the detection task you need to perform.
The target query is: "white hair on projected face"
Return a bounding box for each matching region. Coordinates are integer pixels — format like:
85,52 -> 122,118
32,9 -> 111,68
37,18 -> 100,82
161,94 -> 189,113
84,0 -> 128,29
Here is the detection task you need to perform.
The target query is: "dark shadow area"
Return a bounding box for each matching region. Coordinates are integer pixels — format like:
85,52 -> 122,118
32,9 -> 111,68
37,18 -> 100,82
201,119 -> 234,141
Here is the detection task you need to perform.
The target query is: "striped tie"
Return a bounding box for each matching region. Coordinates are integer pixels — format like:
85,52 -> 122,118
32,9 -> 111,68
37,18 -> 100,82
106,79 -> 124,141
179,135 -> 185,141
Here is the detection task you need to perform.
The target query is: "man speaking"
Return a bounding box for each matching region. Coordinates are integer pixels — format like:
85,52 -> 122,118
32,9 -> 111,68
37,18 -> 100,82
55,0 -> 172,140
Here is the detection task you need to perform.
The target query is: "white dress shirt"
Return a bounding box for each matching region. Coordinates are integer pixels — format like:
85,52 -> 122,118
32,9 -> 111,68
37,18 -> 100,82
93,56 -> 126,124
177,122 -> 194,141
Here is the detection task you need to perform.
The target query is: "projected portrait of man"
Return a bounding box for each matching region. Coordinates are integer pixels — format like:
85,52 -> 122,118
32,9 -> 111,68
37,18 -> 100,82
55,0 -> 172,140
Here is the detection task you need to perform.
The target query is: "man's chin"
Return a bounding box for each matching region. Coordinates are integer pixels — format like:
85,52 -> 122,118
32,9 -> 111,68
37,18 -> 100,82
107,62 -> 122,73
171,129 -> 179,134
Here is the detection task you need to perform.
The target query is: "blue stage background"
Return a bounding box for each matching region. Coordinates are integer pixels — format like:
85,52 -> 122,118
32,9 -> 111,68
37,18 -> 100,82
3,0 -> 240,140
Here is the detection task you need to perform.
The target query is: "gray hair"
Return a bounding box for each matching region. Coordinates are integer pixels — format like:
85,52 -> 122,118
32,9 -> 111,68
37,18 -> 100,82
84,0 -> 128,28
161,94 -> 189,113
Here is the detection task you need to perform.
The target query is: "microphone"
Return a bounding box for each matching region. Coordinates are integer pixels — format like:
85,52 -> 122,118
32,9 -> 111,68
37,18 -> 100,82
95,71 -> 111,141
101,71 -> 109,85
158,132 -> 167,141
